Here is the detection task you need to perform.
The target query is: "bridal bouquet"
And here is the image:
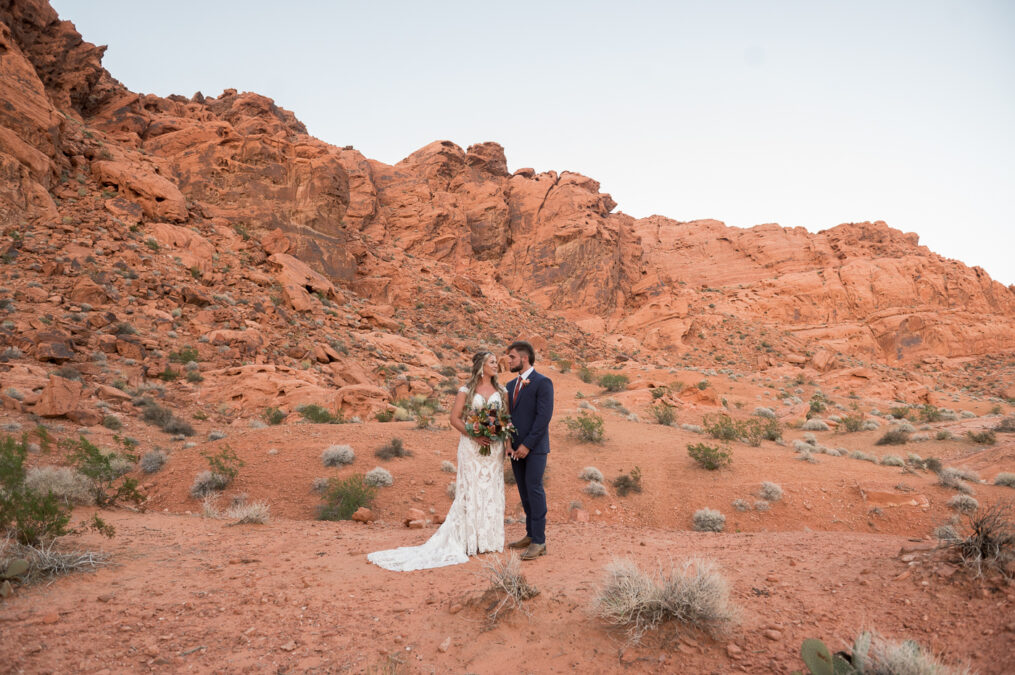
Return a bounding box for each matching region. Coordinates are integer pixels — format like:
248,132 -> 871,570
464,402 -> 516,456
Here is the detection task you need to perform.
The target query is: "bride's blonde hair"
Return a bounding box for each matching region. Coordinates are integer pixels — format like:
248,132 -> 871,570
463,350 -> 506,410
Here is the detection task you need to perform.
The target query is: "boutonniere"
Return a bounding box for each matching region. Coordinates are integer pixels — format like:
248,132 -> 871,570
519,378 -> 530,390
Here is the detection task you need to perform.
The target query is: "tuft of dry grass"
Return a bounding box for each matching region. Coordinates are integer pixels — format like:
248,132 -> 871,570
943,501 -> 1014,578
580,466 -> 604,482
322,444 -> 355,467
758,482 -> 782,502
850,630 -> 972,675
0,535 -> 110,585
24,466 -> 94,505
482,554 -> 539,625
226,500 -> 270,525
594,558 -> 737,643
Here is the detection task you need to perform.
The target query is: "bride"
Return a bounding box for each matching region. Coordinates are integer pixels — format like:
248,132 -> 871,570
367,351 -> 507,571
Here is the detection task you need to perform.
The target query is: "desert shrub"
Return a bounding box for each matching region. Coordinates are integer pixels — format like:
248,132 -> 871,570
692,508 -> 726,532
994,416 -> 1015,433
649,401 -> 676,426
687,442 -> 731,470
612,467 -> 642,496
374,408 -> 394,422
594,558 -> 736,643
892,421 -> 916,433
938,468 -> 974,495
164,418 -> 193,437
311,477 -> 329,494
754,407 -> 776,419
374,438 -> 411,460
583,481 -> 607,497
917,404 -> 945,423
598,374 -> 629,392
101,415 -> 122,431
564,411 -> 605,443
298,404 -> 344,424
696,379 -> 709,391
849,450 -> 877,463
732,499 -> 750,512
967,429 -> 996,445
838,413 -> 866,433
190,471 -> 229,498
202,446 -> 243,484
650,386 -> 668,400
889,406 -> 912,420
555,359 -> 571,373
208,430 -> 227,441
753,500 -> 770,511
577,365 -> 595,384
948,494 -> 979,514
875,429 -> 910,446
936,430 -> 954,441
227,500 -> 269,524
141,401 -> 173,427
364,466 -> 394,487
702,413 -> 739,441
862,419 -> 880,431
316,474 -> 375,520
995,473 -> 1015,488
803,632 -> 972,675
801,418 -> 830,431
880,454 -> 905,467
169,346 -> 200,363
322,444 -> 355,467
24,466 -> 93,505
759,482 -> 782,502
67,437 -> 142,507
580,466 -> 604,482
807,397 -> 827,417
441,460 -> 456,473
446,481 -> 456,498
263,407 -> 286,425
934,524 -> 960,542
140,450 -> 166,474
680,423 -> 702,433
944,501 -> 1015,577
483,554 -> 539,625
793,439 -> 814,453
740,417 -> 779,445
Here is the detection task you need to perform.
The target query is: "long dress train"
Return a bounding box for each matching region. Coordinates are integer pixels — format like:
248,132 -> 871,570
367,390 -> 505,571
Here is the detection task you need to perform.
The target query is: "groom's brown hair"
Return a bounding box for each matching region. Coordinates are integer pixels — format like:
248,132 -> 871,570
508,340 -> 536,365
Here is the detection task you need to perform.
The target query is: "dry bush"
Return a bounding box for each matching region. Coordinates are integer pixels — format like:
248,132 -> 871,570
732,499 -> 750,512
994,416 -> 1015,433
580,466 -> 604,482
880,454 -> 905,467
322,444 -> 355,466
24,466 -> 94,505
947,494 -> 978,514
758,482 -> 782,502
0,536 -> 110,585
801,418 -> 830,431
364,467 -> 394,487
441,460 -> 455,473
938,468 -> 974,495
190,470 -> 230,498
201,495 -> 222,519
583,481 -> 607,497
374,438 -> 411,460
693,508 -> 726,532
140,450 -> 166,474
850,630 -> 972,675
995,473 -> 1015,488
227,500 -> 270,525
483,553 -> 539,625
876,429 -> 910,446
594,558 -> 737,643
944,501 -> 1015,578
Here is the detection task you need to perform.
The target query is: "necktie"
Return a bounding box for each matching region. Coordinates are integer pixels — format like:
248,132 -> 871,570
513,379 -> 522,406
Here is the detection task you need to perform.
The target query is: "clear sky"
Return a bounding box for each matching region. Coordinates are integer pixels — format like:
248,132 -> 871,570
52,1 -> 1015,286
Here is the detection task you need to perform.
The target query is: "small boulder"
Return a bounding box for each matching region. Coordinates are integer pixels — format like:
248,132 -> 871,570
351,507 -> 374,523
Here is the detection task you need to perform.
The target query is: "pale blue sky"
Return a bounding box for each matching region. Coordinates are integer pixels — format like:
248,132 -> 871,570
53,1 -> 1015,286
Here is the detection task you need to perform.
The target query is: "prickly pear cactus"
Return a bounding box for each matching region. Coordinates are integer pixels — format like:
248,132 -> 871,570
801,638 -> 836,675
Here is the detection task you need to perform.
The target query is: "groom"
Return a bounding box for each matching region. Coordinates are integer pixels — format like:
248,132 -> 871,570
505,340 -> 553,561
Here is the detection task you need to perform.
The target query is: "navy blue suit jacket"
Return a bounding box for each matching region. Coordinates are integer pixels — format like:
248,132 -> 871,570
507,370 -> 553,454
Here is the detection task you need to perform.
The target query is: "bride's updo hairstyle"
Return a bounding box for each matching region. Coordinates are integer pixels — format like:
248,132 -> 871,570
463,350 -> 507,411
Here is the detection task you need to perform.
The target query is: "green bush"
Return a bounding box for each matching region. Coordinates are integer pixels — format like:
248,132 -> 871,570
577,365 -> 595,384
701,413 -> 740,441
202,446 -> 244,483
918,404 -> 944,423
612,467 -> 642,496
316,475 -> 375,521
687,442 -> 732,470
598,374 -> 629,392
564,411 -> 605,443
650,387 -> 668,400
67,436 -> 144,508
1,435 -> 72,544
263,407 -> 286,426
101,415 -> 122,431
375,438 -> 411,460
157,368 -> 181,382
889,406 -> 912,420
838,413 -> 866,433
169,346 -> 200,363
298,404 -> 344,424
649,401 -> 676,426
374,409 -> 394,422
696,380 -> 709,391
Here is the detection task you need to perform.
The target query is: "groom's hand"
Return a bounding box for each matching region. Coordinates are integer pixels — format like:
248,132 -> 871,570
515,444 -> 530,459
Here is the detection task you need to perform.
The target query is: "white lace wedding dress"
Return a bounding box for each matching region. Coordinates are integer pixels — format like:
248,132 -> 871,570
367,389 -> 506,571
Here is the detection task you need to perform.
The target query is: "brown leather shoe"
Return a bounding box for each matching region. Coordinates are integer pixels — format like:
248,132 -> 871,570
507,535 -> 531,550
519,543 -> 546,560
